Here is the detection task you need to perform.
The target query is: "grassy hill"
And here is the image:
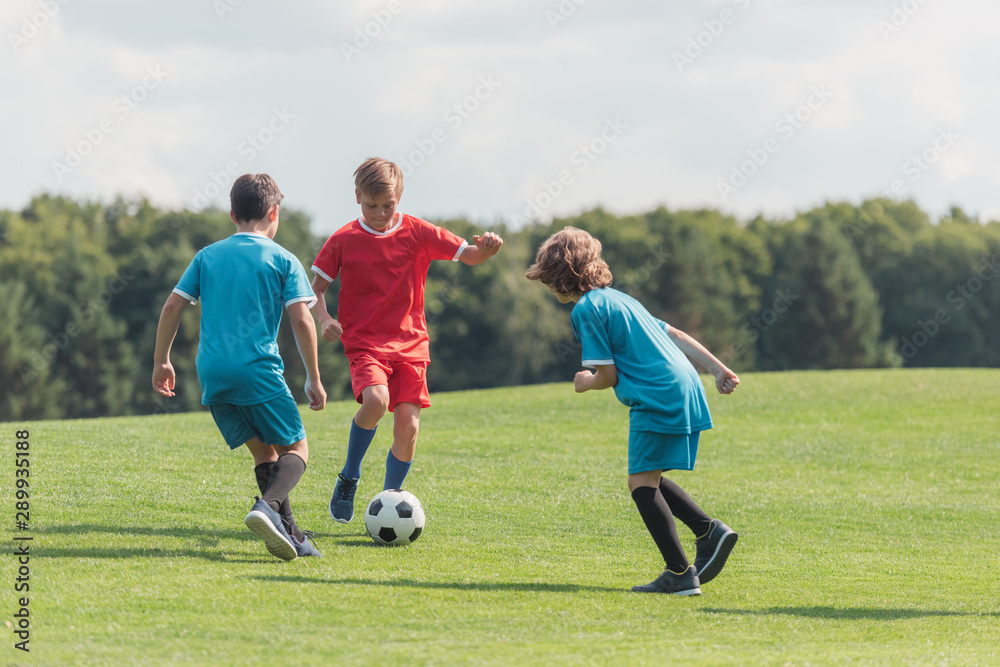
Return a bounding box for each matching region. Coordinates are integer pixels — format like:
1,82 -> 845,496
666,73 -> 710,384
3,369 -> 999,665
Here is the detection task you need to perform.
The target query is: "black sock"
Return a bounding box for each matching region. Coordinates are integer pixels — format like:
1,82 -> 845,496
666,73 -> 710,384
658,477 -> 712,538
631,486 -> 689,573
254,461 -> 304,541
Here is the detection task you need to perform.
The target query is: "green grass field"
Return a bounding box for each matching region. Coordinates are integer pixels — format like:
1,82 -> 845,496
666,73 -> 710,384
3,369 -> 999,665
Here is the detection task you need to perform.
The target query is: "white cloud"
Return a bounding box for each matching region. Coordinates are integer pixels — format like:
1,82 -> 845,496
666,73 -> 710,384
2,0 -> 999,232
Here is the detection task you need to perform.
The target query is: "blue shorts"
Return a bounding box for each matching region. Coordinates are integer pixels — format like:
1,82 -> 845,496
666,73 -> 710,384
208,391 -> 306,450
628,431 -> 701,475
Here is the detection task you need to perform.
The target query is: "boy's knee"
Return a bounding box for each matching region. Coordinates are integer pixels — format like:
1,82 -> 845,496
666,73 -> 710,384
283,440 -> 309,465
362,385 -> 390,412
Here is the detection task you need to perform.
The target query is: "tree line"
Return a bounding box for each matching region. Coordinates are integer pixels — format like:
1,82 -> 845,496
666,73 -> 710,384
2,195 -> 998,421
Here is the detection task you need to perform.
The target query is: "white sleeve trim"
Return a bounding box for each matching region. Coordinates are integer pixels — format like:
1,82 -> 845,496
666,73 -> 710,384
172,287 -> 197,304
452,240 -> 469,261
582,358 -> 615,368
311,265 -> 334,282
285,295 -> 318,309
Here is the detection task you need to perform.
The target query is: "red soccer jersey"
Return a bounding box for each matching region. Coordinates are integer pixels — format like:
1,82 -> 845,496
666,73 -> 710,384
312,214 -> 468,361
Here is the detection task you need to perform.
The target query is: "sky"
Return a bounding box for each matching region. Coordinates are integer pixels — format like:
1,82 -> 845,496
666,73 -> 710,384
2,0 -> 998,235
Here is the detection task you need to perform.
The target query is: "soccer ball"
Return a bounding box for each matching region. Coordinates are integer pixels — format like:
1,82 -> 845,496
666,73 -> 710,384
364,489 -> 425,546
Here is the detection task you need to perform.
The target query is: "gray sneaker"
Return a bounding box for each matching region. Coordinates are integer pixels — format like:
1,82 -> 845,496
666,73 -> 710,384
290,530 -> 323,558
632,565 -> 701,595
244,498 -> 297,561
694,519 -> 738,585
329,474 -> 359,523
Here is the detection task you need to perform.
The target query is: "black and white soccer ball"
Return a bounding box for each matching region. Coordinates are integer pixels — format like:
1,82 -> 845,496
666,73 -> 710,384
364,489 -> 425,546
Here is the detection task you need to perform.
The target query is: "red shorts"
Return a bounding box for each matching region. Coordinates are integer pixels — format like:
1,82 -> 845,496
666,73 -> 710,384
349,353 -> 430,411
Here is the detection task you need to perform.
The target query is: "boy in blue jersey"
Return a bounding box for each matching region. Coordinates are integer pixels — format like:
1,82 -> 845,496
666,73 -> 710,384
526,226 -> 740,595
152,173 -> 327,562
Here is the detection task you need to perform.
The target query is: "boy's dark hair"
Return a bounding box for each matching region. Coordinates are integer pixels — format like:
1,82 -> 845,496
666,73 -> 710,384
354,157 -> 403,199
525,226 -> 613,295
230,173 -> 284,222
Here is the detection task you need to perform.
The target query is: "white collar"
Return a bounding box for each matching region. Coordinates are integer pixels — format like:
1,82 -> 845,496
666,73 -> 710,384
358,213 -> 402,236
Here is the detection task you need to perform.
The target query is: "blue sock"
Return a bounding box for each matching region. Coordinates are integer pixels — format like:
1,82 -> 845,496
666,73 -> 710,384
342,421 -> 376,480
384,450 -> 412,490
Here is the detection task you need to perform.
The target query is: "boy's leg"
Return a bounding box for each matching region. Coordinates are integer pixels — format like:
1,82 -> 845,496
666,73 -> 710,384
658,477 -> 712,537
243,437 -> 303,561
385,402 -> 419,490
629,471 -> 690,574
265,440 -> 308,509
331,384 -> 388,523
341,383 -> 386,480
629,471 -> 701,595
253,459 -> 305,542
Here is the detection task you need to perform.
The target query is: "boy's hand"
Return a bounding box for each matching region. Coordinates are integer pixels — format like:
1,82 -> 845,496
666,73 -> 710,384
575,364 -> 618,392
473,232 -> 503,258
152,362 -> 176,397
321,318 -> 343,342
305,377 -> 327,411
715,368 -> 740,394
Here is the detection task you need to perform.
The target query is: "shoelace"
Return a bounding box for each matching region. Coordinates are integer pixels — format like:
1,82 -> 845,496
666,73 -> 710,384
301,530 -> 319,549
334,477 -> 357,502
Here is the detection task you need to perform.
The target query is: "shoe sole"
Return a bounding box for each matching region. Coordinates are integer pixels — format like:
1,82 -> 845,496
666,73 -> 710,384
328,500 -> 353,524
697,531 -> 738,584
631,586 -> 702,595
245,510 -> 297,561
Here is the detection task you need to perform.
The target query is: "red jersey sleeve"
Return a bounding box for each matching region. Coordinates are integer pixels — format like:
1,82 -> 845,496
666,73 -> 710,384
411,216 -> 468,262
311,230 -> 344,283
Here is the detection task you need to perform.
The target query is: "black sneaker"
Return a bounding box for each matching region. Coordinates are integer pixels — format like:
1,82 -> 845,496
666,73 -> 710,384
244,497 -> 297,561
632,565 -> 701,595
694,519 -> 738,585
329,474 -> 359,524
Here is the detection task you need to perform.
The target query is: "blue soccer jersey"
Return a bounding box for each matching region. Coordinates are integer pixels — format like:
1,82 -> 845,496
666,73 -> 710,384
571,288 -> 713,434
173,232 -> 316,406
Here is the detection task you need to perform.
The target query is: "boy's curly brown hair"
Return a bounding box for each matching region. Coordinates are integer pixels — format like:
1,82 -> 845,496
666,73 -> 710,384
525,226 -> 613,295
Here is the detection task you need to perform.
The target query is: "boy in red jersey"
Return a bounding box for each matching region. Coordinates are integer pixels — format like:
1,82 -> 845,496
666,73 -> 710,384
311,157 -> 503,522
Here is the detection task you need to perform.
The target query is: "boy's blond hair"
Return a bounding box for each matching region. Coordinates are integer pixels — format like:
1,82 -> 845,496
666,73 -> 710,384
525,226 -> 613,295
354,157 -> 403,198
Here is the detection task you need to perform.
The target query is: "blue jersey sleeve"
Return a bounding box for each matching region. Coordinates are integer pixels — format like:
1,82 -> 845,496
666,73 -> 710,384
282,256 -> 318,308
173,252 -> 202,304
571,299 -> 615,367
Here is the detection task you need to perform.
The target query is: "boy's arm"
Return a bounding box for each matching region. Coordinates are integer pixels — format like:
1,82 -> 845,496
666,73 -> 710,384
287,301 -> 327,411
667,327 -> 740,394
459,232 -> 504,266
574,364 -> 618,393
310,274 -> 343,342
152,292 -> 191,397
